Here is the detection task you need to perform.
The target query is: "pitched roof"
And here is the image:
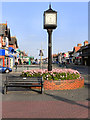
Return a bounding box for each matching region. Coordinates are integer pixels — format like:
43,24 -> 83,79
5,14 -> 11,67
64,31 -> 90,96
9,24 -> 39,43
68,51 -> 73,54
9,36 -> 18,48
73,46 -> 80,52
52,54 -> 58,57
0,24 -> 7,36
77,43 -> 90,52
7,28 -> 11,41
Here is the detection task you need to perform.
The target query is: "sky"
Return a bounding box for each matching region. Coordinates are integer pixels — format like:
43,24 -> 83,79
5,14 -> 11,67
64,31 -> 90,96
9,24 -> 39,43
1,2 -> 88,59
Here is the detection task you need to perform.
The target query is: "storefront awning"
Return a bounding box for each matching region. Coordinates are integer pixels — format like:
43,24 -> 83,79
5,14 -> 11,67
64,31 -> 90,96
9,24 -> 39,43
76,57 -> 82,59
0,49 -> 5,56
8,47 -> 14,53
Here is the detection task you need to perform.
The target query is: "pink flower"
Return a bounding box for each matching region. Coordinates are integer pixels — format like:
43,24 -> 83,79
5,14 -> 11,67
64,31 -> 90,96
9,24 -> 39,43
22,68 -> 80,78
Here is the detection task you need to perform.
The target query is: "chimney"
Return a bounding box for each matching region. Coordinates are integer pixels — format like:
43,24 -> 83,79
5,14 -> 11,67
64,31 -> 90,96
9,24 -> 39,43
77,43 -> 82,47
84,40 -> 88,46
6,21 -> 7,25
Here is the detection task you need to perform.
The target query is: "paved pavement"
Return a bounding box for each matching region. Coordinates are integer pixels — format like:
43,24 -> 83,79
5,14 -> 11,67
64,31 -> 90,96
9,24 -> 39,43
2,88 -> 89,118
2,100 -> 89,118
1,64 -> 90,119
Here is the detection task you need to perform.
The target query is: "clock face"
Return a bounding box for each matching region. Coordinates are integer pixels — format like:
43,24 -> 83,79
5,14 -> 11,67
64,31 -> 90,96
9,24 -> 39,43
45,13 -> 56,25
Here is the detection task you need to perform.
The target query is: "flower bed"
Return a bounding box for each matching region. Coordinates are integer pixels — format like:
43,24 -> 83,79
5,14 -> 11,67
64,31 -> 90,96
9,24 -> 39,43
21,68 -> 81,80
21,68 -> 84,90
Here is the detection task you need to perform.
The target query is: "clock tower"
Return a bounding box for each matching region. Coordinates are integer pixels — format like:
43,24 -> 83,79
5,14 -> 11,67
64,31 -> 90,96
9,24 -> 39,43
43,4 -> 57,71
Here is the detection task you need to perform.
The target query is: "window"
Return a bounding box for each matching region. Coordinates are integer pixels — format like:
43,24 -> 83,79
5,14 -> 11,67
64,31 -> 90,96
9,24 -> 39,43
3,37 -> 6,42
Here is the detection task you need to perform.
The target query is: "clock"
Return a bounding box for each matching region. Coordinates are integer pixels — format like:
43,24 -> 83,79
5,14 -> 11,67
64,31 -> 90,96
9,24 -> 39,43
43,7 -> 57,29
45,13 -> 56,25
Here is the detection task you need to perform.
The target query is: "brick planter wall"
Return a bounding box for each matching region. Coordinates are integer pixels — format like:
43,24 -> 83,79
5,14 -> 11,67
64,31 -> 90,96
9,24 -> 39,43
43,78 -> 84,90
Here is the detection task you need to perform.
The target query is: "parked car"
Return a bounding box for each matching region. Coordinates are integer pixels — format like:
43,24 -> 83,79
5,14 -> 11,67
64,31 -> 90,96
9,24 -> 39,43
52,61 -> 56,64
43,61 -> 48,64
32,61 -> 38,64
0,66 -> 12,73
23,61 -> 29,65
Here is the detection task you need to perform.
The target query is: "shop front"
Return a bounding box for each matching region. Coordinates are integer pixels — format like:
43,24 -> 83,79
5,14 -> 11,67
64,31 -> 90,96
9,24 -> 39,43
8,55 -> 15,68
0,49 -> 5,67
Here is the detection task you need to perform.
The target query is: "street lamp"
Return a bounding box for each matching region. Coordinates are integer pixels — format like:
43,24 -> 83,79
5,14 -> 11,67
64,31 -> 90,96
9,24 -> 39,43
43,4 -> 57,71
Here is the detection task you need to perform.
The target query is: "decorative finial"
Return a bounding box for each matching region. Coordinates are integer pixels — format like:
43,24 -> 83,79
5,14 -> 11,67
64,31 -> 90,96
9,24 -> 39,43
49,3 -> 51,9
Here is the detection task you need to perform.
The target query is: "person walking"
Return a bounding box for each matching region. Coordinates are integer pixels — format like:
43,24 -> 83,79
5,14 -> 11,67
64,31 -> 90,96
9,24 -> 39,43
15,59 -> 18,70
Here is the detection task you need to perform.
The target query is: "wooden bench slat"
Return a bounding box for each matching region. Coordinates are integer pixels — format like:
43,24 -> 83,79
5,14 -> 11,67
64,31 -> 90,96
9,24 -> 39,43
7,78 -> 42,79
7,80 -> 41,82
7,81 -> 41,84
6,85 -> 42,87
6,77 -> 42,79
7,79 -> 41,80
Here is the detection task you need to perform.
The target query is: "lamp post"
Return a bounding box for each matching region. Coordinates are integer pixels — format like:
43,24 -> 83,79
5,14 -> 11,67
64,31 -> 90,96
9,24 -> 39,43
43,4 -> 57,71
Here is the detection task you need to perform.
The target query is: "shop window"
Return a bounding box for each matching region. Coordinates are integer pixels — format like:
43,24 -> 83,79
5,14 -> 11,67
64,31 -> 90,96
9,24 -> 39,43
3,37 -> 6,42
0,59 -> 3,66
10,59 -> 11,67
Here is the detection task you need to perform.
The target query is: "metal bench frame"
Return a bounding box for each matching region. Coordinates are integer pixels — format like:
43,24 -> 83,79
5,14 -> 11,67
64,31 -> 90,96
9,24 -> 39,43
4,76 -> 44,94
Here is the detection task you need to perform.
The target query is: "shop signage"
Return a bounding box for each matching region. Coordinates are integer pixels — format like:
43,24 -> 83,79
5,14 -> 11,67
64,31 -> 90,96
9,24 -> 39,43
0,49 -> 5,56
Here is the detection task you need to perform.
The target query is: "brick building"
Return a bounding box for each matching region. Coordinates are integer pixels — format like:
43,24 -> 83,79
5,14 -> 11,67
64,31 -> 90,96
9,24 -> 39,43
77,41 -> 90,66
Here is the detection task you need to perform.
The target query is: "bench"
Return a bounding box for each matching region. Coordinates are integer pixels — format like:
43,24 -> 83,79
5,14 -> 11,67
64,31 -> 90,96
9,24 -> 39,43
3,76 -> 44,94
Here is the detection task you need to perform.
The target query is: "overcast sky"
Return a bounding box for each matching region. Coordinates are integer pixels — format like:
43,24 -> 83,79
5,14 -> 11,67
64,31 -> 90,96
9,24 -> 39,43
1,2 -> 88,59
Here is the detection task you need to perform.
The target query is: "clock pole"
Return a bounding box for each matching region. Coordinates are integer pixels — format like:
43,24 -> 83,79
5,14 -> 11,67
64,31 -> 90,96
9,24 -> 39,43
43,4 -> 57,71
47,29 -> 53,71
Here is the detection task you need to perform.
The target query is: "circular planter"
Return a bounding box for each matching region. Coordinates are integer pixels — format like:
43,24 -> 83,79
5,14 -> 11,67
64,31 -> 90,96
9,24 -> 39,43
44,78 -> 84,90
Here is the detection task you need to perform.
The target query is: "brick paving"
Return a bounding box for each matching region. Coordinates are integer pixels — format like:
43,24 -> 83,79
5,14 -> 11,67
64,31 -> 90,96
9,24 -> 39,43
2,87 -> 89,119
2,100 -> 89,118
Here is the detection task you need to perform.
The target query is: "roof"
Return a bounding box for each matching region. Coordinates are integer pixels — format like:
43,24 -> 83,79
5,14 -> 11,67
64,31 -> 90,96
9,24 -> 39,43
44,4 -> 57,13
84,40 -> 88,43
73,46 -> 80,52
9,36 -> 18,48
9,37 -> 16,44
0,24 -> 7,36
7,28 -> 11,41
68,51 -> 73,54
52,54 -> 58,57
77,43 -> 90,52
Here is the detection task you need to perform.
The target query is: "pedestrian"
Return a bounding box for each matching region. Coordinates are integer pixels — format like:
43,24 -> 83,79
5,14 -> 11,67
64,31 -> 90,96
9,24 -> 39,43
15,61 -> 18,70
62,61 -> 64,67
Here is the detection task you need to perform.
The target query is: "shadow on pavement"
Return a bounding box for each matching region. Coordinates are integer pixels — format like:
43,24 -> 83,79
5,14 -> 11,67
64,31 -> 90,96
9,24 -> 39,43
84,83 -> 90,88
1,87 -> 42,94
86,98 -> 90,101
45,92 -> 89,109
